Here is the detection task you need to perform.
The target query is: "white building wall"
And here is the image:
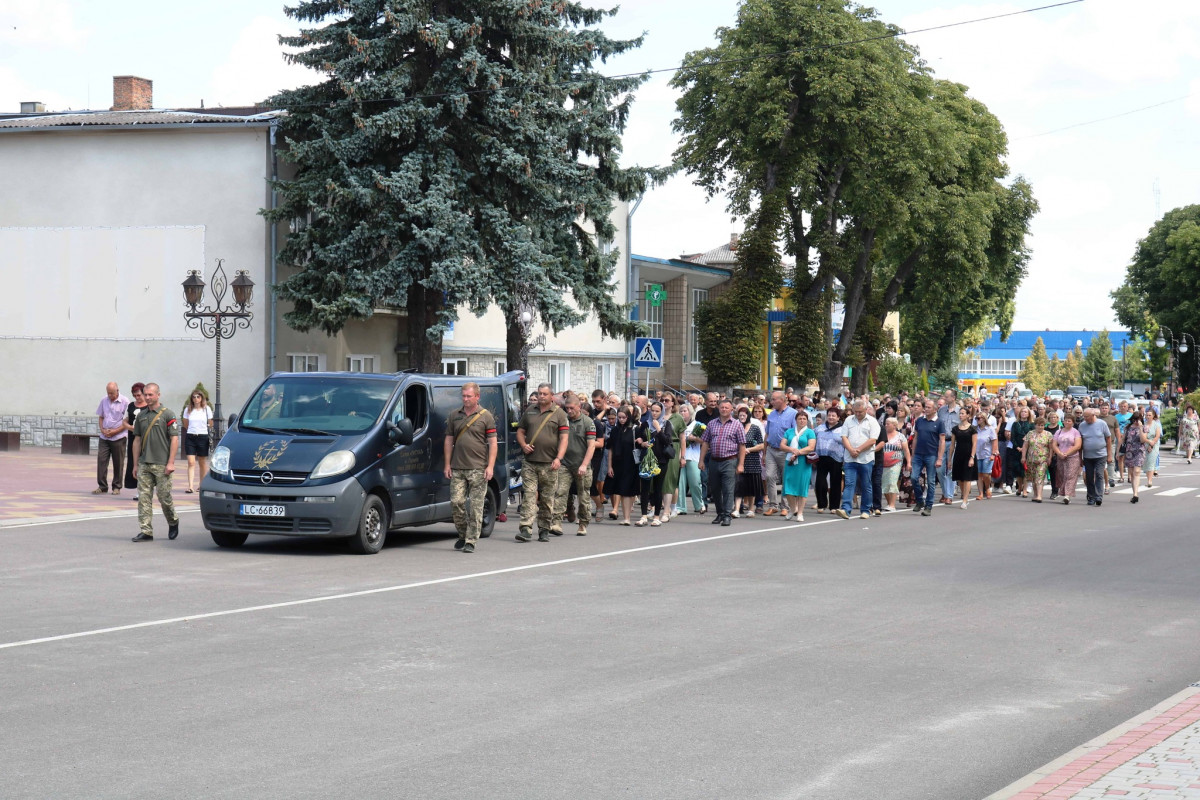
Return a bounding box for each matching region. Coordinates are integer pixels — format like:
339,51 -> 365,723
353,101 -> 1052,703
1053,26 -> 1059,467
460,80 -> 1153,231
0,127 -> 271,440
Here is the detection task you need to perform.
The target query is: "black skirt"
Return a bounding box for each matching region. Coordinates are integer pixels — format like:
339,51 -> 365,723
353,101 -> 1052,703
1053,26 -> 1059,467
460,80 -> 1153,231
737,471 -> 764,497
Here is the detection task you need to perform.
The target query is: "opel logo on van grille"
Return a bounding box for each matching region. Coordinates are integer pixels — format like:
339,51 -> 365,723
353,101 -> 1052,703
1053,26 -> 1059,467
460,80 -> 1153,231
261,472 -> 274,485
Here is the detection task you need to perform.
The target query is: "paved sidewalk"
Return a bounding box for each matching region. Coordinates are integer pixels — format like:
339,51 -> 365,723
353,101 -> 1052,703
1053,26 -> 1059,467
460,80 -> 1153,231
0,448 -> 199,527
990,685 -> 1200,799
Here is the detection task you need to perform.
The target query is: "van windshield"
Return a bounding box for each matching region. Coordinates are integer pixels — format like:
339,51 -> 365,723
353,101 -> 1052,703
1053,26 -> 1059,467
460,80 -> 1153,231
242,377 -> 395,434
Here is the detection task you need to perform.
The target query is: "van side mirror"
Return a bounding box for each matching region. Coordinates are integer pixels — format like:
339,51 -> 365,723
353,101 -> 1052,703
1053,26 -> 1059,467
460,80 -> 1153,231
227,413 -> 238,430
388,418 -> 414,447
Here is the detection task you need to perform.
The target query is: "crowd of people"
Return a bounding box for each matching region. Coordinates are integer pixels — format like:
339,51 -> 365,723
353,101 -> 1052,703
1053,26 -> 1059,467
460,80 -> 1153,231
492,384 -> 1187,549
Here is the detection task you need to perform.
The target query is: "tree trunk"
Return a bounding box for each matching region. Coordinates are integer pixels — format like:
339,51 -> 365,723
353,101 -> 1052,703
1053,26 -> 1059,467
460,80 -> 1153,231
406,281 -> 443,372
506,315 -> 524,376
820,360 -> 843,399
850,366 -> 867,397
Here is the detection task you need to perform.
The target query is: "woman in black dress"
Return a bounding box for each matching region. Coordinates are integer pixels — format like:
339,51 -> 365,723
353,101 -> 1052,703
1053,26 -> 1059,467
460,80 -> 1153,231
635,402 -> 673,526
950,414 -> 978,509
605,406 -> 641,526
121,382 -> 147,495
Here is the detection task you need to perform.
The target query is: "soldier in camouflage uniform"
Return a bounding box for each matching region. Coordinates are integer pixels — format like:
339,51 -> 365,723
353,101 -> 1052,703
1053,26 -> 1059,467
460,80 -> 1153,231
130,383 -> 180,542
556,394 -> 597,535
516,383 -> 569,542
443,382 -> 498,554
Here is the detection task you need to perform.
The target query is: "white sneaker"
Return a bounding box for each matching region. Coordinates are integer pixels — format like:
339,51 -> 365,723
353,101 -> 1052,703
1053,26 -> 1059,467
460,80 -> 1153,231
1002,486 -> 1013,495
960,501 -> 968,509
744,510 -> 755,518
731,510 -> 740,518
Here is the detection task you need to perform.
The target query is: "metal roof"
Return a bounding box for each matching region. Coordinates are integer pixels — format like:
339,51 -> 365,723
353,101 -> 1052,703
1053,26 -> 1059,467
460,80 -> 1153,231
0,109 -> 280,131
975,330 -> 1131,358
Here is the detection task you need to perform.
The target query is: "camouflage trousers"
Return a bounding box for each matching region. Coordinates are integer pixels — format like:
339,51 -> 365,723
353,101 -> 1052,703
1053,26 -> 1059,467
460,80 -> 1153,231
554,466 -> 593,533
137,463 -> 178,536
450,468 -> 487,544
520,461 -> 563,535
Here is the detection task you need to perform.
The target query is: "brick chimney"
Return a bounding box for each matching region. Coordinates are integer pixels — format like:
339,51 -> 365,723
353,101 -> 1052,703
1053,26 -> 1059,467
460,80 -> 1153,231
112,76 -> 153,111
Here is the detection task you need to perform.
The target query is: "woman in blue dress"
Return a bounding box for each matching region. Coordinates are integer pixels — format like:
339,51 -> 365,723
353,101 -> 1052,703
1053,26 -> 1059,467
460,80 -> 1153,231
780,412 -> 817,521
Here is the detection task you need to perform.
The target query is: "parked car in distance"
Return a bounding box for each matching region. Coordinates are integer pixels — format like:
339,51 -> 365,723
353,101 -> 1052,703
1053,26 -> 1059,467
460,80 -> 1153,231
1067,385 -> 1089,402
1109,389 -> 1135,405
1046,389 -> 1065,401
1017,388 -> 1033,401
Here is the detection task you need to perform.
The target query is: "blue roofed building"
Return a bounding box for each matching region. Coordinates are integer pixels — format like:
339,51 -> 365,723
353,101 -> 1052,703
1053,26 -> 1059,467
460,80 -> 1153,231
960,330 -> 1131,392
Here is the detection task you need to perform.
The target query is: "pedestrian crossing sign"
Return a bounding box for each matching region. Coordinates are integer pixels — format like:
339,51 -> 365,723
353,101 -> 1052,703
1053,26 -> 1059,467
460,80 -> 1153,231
634,337 -> 664,368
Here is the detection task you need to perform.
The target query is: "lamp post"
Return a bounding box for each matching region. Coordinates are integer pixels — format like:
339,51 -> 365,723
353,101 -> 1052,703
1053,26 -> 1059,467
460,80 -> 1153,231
1182,333 -> 1197,394
183,259 -> 254,439
1155,326 -> 1186,399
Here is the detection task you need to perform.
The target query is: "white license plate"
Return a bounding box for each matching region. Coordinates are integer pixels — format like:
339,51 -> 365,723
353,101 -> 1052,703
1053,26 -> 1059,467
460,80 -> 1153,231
240,504 -> 286,517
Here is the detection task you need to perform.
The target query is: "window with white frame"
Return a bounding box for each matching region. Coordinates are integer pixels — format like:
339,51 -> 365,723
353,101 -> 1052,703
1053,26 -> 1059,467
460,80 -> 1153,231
689,288 -> 709,364
441,358 -> 468,376
288,353 -> 323,372
494,359 -> 508,376
346,354 -> 376,373
548,361 -> 571,392
639,281 -> 663,341
595,363 -> 614,393
964,359 -> 1024,376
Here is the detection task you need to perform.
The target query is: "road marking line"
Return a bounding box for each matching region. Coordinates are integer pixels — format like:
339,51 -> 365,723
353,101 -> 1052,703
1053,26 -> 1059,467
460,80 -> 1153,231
0,517 -> 845,651
1156,486 -> 1197,496
0,507 -> 202,530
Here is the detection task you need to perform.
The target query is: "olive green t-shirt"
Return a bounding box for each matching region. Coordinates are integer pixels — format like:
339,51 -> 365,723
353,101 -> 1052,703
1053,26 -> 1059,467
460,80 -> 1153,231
562,414 -> 596,472
133,405 -> 181,465
446,406 -> 497,470
518,405 -> 569,463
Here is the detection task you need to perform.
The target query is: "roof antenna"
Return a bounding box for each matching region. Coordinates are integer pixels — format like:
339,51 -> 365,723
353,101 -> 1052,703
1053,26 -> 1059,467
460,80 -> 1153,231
200,99 -> 204,109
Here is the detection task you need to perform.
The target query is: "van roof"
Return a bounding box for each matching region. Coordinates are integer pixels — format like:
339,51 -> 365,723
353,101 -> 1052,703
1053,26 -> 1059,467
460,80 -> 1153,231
266,370 -> 525,387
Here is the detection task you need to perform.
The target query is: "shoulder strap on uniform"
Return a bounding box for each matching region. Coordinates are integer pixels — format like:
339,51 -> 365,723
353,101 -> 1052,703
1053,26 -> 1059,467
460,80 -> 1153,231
454,409 -> 486,443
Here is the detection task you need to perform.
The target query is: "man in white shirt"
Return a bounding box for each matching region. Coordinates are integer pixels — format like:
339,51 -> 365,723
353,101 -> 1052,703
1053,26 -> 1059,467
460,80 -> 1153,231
837,399 -> 881,520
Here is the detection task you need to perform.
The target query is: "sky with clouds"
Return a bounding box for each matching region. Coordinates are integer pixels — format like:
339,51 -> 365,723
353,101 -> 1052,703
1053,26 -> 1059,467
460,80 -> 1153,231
2,0 -> 1197,333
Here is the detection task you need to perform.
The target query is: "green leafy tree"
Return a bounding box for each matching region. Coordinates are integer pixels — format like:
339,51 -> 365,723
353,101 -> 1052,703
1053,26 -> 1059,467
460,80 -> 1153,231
930,361 -> 960,391
265,0 -> 659,370
1123,335 -> 1168,387
775,294 -> 828,390
1081,329 -> 1116,389
1112,205 -> 1200,343
672,0 -> 1035,395
1064,348 -> 1083,388
920,368 -> 930,394
1019,337 -> 1051,395
874,353 -> 918,395
1048,354 -> 1065,392
694,199 -> 784,388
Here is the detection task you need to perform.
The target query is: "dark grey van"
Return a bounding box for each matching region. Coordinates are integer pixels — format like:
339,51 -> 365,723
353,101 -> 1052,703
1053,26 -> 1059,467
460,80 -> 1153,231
199,370 -> 526,554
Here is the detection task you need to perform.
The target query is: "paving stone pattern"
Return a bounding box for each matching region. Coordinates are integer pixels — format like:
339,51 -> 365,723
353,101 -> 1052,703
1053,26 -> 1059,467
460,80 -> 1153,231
1011,694 -> 1200,799
0,450 -> 199,524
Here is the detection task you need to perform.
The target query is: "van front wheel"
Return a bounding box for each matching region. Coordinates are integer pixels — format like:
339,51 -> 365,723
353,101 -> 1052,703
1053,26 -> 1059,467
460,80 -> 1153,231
479,486 -> 498,538
348,495 -> 387,555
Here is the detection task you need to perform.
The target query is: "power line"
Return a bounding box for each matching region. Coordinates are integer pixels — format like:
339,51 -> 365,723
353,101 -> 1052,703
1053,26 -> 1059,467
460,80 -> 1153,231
1018,93 -> 1196,140
276,0 -> 1086,110
613,0 -> 1086,82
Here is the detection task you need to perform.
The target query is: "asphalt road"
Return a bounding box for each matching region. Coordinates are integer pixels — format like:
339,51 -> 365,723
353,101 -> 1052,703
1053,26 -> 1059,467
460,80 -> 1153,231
3,460 -> 1200,800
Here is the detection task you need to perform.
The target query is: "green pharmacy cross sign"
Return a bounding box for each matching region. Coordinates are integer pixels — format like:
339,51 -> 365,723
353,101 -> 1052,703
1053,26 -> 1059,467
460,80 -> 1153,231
645,284 -> 666,306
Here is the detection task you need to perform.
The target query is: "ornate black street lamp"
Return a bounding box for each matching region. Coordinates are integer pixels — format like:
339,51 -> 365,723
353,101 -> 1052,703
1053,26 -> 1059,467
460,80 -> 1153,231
182,259 -> 254,438
1155,326 -> 1189,398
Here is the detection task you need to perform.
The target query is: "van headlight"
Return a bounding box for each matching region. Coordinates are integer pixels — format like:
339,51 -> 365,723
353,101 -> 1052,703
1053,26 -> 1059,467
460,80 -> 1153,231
211,446 -> 231,475
311,450 -> 355,479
